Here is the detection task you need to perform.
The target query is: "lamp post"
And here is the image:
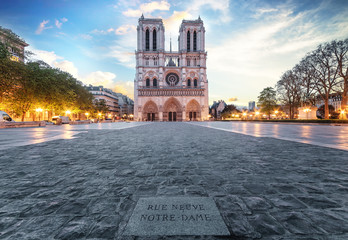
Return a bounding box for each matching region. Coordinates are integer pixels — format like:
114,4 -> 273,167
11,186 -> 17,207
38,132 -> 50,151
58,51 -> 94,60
65,110 -> 71,121
85,112 -> 89,120
36,108 -> 43,121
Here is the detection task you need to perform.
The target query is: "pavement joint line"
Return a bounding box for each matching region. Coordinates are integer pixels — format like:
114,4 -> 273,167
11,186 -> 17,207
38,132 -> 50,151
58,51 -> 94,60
187,122 -> 348,152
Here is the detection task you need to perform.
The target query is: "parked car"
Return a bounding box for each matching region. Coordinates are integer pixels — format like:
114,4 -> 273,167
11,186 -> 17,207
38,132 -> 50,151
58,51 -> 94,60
52,116 -> 70,124
0,111 -> 14,122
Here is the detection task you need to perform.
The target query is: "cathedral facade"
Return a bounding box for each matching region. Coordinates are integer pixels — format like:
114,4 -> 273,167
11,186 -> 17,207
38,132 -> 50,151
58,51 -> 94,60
134,15 -> 209,121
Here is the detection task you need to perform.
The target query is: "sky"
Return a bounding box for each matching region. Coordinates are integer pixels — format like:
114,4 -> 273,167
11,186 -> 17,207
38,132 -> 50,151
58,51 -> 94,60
1,0 -> 348,107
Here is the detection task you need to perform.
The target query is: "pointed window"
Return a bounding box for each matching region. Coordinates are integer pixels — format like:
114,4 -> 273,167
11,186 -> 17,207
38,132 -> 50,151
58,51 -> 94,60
187,30 -> 190,52
187,79 -> 191,87
194,79 -> 198,88
153,78 -> 157,87
193,31 -> 197,51
145,29 -> 150,51
146,78 -> 150,87
153,29 -> 157,51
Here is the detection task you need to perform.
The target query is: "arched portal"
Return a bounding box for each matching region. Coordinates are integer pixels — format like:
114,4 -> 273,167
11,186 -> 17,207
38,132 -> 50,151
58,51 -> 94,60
163,97 -> 183,121
186,99 -> 201,121
142,100 -> 158,121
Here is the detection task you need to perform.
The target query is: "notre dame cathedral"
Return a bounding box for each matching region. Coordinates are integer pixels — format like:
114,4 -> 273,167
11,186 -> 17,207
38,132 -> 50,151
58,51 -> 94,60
134,15 -> 209,121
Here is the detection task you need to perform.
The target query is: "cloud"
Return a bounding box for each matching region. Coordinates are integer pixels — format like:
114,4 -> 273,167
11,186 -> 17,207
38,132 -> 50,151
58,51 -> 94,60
113,81 -> 134,99
228,97 -> 238,102
115,25 -> 137,35
79,34 -> 93,40
187,0 -> 231,23
35,20 -> 52,34
55,19 -> 62,28
106,45 -> 135,68
28,48 -> 78,78
123,0 -> 170,17
54,60 -> 79,78
55,17 -> 68,28
81,71 -> 116,88
253,8 -> 278,18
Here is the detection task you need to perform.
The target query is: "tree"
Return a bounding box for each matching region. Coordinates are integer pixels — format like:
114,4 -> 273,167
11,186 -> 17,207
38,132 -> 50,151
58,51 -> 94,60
221,104 -> 240,118
331,39 -> 348,113
93,99 -> 109,117
277,70 -> 302,119
307,44 -> 340,119
257,87 -> 277,118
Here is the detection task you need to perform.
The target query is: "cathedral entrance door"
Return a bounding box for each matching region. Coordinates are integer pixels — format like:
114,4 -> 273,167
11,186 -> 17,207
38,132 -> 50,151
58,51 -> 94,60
168,112 -> 177,121
152,113 -> 155,121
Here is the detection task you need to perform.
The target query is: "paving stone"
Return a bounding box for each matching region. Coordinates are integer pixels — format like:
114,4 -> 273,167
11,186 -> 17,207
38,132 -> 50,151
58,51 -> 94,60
268,195 -> 307,209
242,197 -> 272,212
303,209 -> 348,234
271,211 -> 324,234
0,122 -> 347,239
247,213 -> 287,237
297,195 -> 341,209
223,212 -> 261,238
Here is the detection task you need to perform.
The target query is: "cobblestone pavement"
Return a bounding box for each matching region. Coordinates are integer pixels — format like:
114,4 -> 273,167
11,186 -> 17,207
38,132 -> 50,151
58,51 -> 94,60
0,122 -> 347,239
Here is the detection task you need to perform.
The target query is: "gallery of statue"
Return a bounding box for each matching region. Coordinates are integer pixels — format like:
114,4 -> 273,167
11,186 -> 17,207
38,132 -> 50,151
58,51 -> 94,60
134,15 -> 209,121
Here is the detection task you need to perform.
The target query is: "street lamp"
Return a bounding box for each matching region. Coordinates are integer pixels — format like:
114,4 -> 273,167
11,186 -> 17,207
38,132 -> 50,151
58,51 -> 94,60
85,112 -> 89,120
36,108 -> 43,121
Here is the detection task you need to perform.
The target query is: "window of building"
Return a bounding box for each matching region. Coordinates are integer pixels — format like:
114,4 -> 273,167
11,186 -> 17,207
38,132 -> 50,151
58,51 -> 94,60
145,29 -> 150,51
153,29 -> 157,51
194,79 -> 198,87
153,78 -> 157,87
187,58 -> 190,66
154,57 -> 158,66
146,78 -> 150,87
193,31 -> 197,51
187,30 -> 190,52
187,79 -> 191,87
193,58 -> 196,66
145,58 -> 149,66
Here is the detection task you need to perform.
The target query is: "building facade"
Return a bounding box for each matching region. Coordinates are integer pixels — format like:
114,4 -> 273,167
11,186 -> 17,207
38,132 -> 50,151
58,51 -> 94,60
0,27 -> 28,62
210,100 -> 227,119
248,101 -> 256,111
86,86 -> 120,117
116,93 -> 134,117
134,15 -> 209,121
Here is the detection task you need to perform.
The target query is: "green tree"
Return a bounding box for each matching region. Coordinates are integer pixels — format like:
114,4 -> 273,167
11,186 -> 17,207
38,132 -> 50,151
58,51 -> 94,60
221,104 -> 240,118
257,87 -> 277,118
93,99 -> 109,118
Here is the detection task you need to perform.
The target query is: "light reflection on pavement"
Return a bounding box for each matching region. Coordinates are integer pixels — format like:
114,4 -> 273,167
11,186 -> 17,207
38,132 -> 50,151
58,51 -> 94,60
0,122 -> 151,150
190,121 -> 348,151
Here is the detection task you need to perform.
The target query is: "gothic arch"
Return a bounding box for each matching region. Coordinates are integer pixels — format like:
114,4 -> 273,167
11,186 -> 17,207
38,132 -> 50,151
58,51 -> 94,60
186,99 -> 201,121
145,28 -> 150,51
153,29 -> 157,51
193,31 -> 197,51
163,97 -> 183,121
187,30 -> 191,51
142,100 -> 159,121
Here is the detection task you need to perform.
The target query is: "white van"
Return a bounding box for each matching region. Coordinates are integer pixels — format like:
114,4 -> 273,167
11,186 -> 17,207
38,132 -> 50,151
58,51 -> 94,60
52,116 -> 70,124
0,111 -> 14,122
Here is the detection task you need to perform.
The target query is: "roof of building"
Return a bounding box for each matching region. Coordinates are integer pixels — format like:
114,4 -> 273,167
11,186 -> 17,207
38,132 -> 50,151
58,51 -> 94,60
0,27 -> 28,47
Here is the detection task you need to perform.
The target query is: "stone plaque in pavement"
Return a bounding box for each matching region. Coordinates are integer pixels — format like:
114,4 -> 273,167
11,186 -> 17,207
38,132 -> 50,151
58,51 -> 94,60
123,197 -> 230,236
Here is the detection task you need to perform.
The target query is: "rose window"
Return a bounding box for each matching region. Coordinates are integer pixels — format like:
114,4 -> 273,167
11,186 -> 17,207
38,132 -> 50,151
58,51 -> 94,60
166,73 -> 179,86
